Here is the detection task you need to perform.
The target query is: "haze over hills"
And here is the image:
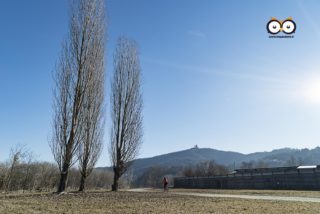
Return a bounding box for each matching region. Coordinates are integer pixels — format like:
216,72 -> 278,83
102,146 -> 320,177
98,146 -> 320,179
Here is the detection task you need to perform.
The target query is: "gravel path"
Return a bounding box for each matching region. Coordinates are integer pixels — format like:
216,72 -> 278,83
128,189 -> 320,203
173,192 -> 320,203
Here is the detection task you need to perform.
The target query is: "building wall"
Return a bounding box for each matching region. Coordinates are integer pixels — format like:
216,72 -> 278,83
174,170 -> 320,190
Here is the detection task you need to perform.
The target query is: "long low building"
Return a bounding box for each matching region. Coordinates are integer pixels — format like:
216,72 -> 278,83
174,165 -> 320,190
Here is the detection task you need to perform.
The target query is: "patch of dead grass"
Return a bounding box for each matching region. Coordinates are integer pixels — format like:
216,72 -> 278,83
0,191 -> 319,213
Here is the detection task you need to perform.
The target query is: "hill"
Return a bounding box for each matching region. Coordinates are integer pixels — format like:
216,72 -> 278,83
131,147 -> 244,173
127,146 -> 320,176
98,146 -> 320,180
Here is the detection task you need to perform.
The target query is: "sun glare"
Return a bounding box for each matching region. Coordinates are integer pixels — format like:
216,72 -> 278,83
302,77 -> 320,104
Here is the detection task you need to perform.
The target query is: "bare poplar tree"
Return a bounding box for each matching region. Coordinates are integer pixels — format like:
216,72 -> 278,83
109,37 -> 143,191
50,0 -> 106,193
77,34 -> 105,191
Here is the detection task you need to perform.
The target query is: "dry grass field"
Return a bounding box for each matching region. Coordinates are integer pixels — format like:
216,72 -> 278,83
1,190 -> 320,213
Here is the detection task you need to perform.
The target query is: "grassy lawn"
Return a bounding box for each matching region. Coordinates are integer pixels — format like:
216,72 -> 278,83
0,190 -> 320,213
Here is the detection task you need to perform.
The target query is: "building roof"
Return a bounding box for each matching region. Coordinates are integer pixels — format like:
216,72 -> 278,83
297,165 -> 317,169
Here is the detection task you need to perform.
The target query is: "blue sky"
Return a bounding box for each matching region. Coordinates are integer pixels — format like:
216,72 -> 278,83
1,0 -> 320,166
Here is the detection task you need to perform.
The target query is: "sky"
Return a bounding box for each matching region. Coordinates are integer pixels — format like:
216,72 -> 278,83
1,0 -> 320,167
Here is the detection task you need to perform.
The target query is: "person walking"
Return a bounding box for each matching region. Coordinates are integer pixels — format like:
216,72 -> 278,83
163,176 -> 169,192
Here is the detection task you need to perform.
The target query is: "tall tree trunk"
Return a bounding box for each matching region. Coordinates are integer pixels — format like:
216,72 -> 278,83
58,173 -> 68,193
112,168 -> 120,191
57,162 -> 69,192
79,175 -> 86,192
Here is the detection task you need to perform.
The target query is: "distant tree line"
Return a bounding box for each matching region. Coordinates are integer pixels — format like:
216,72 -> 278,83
0,145 -> 114,192
238,156 -> 305,169
183,160 -> 229,177
1,143 -> 312,192
133,166 -> 183,188
130,161 -> 229,188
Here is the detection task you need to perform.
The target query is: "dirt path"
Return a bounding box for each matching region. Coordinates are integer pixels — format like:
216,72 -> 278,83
127,189 -> 320,203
